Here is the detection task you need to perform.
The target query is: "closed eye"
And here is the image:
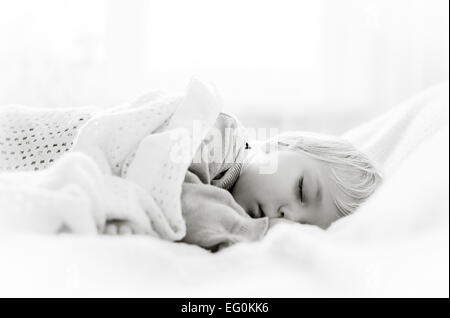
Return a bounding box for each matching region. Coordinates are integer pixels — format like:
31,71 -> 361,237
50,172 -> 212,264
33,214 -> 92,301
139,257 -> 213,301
298,176 -> 304,203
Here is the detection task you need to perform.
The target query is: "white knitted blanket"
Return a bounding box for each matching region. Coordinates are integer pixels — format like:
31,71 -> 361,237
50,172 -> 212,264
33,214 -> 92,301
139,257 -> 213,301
0,78 -> 221,240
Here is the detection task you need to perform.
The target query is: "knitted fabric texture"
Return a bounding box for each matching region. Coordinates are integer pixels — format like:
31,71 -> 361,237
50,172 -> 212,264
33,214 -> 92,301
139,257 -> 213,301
0,78 -> 269,248
0,105 -> 97,172
0,79 -> 216,241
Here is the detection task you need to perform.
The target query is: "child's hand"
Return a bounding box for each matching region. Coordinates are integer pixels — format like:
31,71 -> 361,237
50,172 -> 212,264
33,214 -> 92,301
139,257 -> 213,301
104,220 -> 148,235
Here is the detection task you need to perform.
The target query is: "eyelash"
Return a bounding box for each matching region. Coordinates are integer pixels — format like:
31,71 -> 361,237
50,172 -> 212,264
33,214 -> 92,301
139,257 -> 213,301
298,176 -> 304,203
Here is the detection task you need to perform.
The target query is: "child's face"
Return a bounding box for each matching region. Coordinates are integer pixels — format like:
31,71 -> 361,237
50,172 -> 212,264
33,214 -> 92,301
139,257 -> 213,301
231,150 -> 341,229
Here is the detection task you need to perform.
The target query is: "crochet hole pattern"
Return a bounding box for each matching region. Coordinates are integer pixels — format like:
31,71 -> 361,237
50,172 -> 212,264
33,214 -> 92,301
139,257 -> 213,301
0,107 -> 93,172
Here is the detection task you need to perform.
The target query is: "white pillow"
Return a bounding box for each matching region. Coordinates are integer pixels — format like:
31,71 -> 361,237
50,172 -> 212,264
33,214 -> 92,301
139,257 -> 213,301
330,125 -> 449,241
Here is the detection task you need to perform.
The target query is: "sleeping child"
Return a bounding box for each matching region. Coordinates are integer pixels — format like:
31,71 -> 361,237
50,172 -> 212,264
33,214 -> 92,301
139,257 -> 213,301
106,110 -> 382,250
0,82 -> 383,251
185,112 -> 383,250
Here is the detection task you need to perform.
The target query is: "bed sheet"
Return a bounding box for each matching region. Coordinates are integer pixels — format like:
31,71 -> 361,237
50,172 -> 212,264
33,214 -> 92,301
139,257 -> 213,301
0,83 -> 448,297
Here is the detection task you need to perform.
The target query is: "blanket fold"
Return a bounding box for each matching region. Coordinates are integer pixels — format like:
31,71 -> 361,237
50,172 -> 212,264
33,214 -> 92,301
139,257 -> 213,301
181,170 -> 268,250
0,78 -> 268,249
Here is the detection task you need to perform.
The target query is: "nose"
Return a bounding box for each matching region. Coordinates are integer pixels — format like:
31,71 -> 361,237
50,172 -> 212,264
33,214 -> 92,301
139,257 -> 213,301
278,204 -> 306,223
262,204 -> 283,219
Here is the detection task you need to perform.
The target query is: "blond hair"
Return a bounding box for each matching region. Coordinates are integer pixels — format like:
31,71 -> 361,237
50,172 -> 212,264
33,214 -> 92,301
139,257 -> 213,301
262,131 -> 383,218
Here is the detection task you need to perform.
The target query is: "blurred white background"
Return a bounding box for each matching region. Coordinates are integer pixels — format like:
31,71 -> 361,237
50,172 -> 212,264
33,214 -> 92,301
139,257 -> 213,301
0,0 -> 448,134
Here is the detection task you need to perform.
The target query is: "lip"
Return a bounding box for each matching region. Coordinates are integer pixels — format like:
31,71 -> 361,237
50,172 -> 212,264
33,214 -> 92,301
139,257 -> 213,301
248,203 -> 265,218
247,207 -> 257,218
257,204 -> 265,218
248,204 -> 260,218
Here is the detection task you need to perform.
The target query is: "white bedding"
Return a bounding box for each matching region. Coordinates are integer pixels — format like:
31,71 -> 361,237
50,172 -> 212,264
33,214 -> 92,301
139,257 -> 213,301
0,83 -> 448,297
0,78 -> 222,241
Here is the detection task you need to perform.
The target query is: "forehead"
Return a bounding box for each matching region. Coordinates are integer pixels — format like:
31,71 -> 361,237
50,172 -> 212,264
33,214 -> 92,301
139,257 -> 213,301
276,149 -> 326,172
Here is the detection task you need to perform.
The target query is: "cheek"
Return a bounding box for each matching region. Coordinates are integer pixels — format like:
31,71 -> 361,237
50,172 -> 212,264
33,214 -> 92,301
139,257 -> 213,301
234,173 -> 259,197
244,173 -> 282,204
230,183 -> 253,213
245,169 -> 273,190
231,170 -> 265,204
